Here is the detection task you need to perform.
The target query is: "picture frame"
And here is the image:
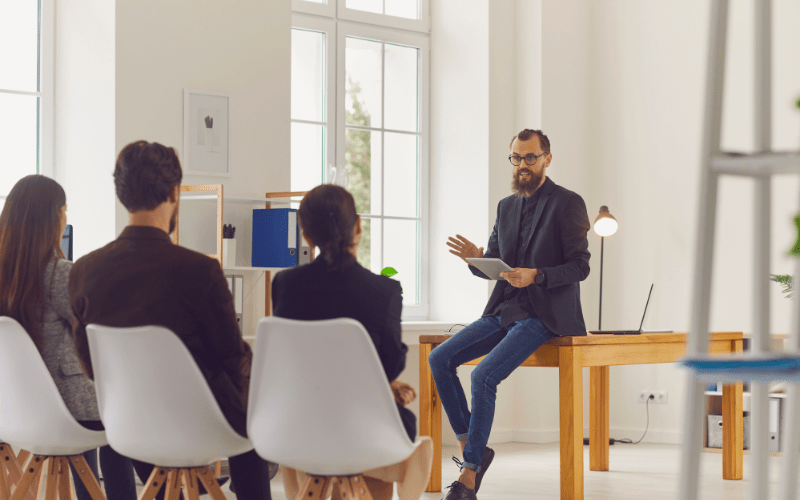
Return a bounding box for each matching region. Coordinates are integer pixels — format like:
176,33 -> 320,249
183,89 -> 230,176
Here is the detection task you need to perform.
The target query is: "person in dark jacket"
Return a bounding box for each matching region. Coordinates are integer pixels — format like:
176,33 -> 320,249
432,129 -> 591,500
69,141 -> 271,500
272,184 -> 418,500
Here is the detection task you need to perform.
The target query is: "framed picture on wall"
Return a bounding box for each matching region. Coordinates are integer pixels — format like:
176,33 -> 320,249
183,89 -> 230,176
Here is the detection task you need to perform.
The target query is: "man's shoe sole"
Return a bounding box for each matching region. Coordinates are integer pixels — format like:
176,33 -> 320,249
474,447 -> 495,493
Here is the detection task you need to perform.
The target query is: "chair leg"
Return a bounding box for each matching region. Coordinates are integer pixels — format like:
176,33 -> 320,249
0,456 -> 9,500
333,476 -> 374,500
57,459 -> 74,500
296,475 -> 334,500
44,457 -> 61,500
10,456 -> 46,500
0,445 -> 30,498
67,456 -> 106,500
181,470 -> 200,500
164,470 -> 181,500
194,467 -> 226,500
138,467 -> 169,500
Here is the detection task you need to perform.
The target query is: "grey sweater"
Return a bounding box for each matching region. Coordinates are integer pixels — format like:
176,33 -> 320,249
41,259 -> 100,421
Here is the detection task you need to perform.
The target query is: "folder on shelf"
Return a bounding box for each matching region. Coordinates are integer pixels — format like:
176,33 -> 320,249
252,208 -> 299,267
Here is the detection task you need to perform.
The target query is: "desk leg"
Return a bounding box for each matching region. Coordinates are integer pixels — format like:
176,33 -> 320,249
420,343 -> 442,492
590,366 -> 609,471
559,347 -> 584,500
722,339 -> 744,480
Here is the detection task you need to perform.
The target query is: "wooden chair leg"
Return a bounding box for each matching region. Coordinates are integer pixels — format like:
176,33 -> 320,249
68,456 -> 105,500
164,470 -> 181,500
296,475 -> 334,500
181,470 -> 200,500
10,455 -> 45,500
57,458 -> 74,500
14,452 -> 29,471
0,456 -> 9,500
334,476 -> 373,500
213,461 -> 222,477
43,458 -> 59,500
194,467 -> 226,500
138,467 -> 169,500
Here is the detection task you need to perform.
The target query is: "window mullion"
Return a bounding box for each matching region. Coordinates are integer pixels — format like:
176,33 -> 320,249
380,40 -> 386,272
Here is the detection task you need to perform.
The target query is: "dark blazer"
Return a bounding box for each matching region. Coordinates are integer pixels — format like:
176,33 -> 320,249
69,226 -> 252,436
272,257 -> 415,439
473,177 -> 591,336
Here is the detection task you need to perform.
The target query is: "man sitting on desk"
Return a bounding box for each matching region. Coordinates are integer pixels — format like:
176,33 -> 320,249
429,129 -> 591,500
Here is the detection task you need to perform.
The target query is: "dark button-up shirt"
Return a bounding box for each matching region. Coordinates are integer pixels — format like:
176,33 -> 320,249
485,190 -> 541,327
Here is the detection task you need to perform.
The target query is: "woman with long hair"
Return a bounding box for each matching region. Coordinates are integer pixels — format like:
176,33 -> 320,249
0,175 -> 136,500
272,184 -> 432,500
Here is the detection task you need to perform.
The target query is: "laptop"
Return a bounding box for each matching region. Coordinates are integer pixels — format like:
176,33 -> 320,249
589,284 -> 654,335
61,224 -> 73,262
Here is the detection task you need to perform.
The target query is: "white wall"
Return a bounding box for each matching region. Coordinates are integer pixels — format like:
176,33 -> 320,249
114,0 -> 291,237
54,0 -> 116,261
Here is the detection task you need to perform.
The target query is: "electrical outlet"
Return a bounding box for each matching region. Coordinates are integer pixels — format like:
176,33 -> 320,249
639,390 -> 656,403
656,391 -> 668,404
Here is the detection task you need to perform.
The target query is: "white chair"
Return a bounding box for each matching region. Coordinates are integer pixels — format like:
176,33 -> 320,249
0,317 -> 107,500
247,316 -> 431,500
86,324 -> 253,500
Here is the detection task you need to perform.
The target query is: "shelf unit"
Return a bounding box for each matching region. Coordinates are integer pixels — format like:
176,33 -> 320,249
177,188 -> 309,318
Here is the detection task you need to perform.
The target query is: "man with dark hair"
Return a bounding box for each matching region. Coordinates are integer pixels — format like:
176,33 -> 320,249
430,129 -> 591,500
69,141 -> 273,500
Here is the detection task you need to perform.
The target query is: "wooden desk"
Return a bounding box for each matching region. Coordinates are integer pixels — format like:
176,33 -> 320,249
419,332 -> 744,500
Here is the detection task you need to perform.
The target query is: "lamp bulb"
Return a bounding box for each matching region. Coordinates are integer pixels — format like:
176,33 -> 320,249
594,217 -> 618,237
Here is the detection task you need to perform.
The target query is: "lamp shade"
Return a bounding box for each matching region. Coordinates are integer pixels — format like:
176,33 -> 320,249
593,206 -> 618,237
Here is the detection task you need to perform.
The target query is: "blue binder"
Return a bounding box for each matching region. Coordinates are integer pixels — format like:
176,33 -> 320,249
252,208 -> 298,267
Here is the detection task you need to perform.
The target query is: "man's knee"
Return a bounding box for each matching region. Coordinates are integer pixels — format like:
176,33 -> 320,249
428,347 -> 447,372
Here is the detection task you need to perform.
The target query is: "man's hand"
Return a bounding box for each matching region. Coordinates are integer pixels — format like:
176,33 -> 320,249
390,380 -> 417,406
500,268 -> 538,288
447,234 -> 484,265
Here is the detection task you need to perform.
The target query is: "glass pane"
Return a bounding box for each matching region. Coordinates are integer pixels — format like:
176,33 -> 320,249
0,2 -> 39,92
291,29 -> 325,122
0,94 -> 38,195
346,37 -> 382,128
346,128 -> 381,215
384,133 -> 418,217
291,122 -> 325,192
386,0 -> 419,19
383,219 -> 418,305
384,44 -> 418,132
346,0 -> 382,14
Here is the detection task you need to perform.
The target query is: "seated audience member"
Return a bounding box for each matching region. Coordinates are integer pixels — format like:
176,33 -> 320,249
0,175 -> 136,500
272,185 -> 431,500
68,141 -> 271,500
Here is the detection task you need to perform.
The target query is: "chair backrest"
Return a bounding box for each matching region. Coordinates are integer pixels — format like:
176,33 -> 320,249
0,316 -> 103,454
87,324 -> 251,466
247,316 -> 416,475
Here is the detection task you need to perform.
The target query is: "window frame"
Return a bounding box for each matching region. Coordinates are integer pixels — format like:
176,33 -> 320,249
0,0 -> 54,193
291,0 -> 430,319
291,14 -> 337,190
336,21 -> 429,318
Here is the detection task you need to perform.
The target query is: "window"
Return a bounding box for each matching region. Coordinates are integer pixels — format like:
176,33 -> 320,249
0,0 -> 53,203
291,0 -> 429,318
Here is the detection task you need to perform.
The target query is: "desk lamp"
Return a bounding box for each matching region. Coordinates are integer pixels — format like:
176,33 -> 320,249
594,206 -> 618,330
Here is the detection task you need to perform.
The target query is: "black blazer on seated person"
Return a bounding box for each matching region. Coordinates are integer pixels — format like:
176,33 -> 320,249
271,256 -> 415,440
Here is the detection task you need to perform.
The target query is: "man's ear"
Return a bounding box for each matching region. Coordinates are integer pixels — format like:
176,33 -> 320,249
169,184 -> 181,203
354,215 -> 363,236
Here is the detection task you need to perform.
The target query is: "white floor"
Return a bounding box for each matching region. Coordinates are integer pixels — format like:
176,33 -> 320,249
135,442 -> 791,500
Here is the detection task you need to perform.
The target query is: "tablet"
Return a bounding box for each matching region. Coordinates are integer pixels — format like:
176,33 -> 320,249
466,258 -> 514,280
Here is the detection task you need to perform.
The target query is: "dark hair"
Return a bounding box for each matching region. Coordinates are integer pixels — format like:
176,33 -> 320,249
510,129 -> 551,153
298,185 -> 358,272
0,175 -> 67,348
114,141 -> 182,212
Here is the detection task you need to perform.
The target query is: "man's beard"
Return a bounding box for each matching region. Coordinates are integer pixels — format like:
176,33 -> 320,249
512,168 -> 543,197
168,204 -> 179,235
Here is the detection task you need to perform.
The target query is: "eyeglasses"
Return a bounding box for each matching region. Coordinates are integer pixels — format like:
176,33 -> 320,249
508,152 -> 548,166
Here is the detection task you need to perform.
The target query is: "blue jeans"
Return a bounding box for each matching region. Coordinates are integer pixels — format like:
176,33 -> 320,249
428,315 -> 555,471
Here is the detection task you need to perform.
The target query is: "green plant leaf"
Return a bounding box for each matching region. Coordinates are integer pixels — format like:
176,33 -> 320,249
381,267 -> 398,278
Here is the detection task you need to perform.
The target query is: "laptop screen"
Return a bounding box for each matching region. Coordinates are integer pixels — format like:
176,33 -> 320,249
638,284 -> 654,331
61,224 -> 73,262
